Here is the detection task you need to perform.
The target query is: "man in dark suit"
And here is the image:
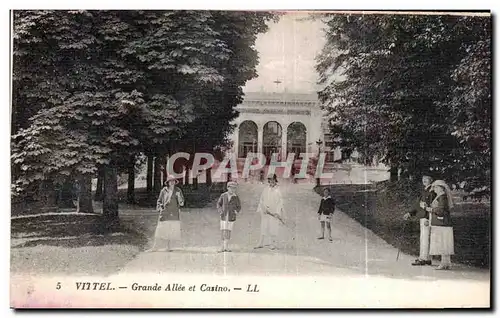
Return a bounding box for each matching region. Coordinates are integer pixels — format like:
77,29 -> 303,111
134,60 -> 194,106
403,175 -> 437,266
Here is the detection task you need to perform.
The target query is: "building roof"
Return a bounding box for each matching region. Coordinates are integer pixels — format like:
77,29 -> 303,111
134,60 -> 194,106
243,92 -> 319,103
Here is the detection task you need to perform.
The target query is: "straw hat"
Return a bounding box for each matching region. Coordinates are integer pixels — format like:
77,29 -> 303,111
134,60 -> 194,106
431,180 -> 454,209
165,175 -> 179,184
227,181 -> 238,188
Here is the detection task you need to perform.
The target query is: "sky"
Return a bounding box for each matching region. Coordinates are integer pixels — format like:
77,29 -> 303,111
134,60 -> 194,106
243,12 -> 327,94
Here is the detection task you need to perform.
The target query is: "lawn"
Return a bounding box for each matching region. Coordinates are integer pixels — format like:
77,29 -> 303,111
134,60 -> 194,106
10,213 -> 148,276
315,183 -> 491,269
10,182 -> 225,276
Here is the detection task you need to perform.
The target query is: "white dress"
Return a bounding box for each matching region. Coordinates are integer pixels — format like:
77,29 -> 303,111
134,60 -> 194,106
257,185 -> 285,238
429,195 -> 455,256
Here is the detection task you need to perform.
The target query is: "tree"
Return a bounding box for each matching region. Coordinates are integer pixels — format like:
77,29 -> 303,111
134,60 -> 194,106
316,13 -> 491,188
12,10 -> 279,222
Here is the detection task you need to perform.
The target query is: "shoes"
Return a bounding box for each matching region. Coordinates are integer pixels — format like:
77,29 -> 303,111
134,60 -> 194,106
317,237 -> 324,240
411,259 -> 432,266
436,264 -> 451,270
328,237 -> 333,242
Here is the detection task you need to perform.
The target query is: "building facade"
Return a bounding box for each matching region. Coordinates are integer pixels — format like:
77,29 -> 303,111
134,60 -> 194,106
229,92 -> 342,163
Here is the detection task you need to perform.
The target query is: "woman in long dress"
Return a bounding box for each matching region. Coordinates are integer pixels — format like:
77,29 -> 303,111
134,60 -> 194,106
424,179 -> 455,270
254,174 -> 285,250
146,175 -> 185,252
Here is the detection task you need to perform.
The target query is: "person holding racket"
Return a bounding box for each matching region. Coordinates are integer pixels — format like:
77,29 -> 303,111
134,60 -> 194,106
254,174 -> 286,250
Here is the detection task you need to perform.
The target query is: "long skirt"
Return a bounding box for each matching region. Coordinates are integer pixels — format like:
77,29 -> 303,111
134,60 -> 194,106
154,220 -> 181,241
429,226 -> 454,255
261,214 -> 281,238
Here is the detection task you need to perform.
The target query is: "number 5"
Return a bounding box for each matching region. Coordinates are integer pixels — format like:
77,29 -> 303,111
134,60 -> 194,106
56,282 -> 61,290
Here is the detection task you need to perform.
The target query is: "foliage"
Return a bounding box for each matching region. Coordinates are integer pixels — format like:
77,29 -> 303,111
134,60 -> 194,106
316,13 -> 491,188
11,10 -> 278,198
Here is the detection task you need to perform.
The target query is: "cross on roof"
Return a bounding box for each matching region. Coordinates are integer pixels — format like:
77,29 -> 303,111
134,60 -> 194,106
273,78 -> 282,91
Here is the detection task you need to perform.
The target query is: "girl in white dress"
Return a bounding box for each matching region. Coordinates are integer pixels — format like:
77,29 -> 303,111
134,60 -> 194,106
254,174 -> 285,250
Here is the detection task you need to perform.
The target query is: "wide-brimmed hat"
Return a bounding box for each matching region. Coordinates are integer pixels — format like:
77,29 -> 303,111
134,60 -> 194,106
165,175 -> 179,184
227,181 -> 238,188
431,180 -> 454,209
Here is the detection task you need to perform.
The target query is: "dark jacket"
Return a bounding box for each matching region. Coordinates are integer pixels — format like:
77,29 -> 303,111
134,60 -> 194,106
318,196 -> 335,216
410,185 -> 436,219
157,186 -> 184,222
217,192 -> 241,222
430,195 -> 452,227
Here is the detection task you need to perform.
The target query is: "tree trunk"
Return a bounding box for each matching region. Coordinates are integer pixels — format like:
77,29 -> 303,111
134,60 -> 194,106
146,155 -> 153,195
390,166 -> 398,182
39,179 -> 58,213
153,156 -> 162,195
103,164 -> 119,224
206,167 -> 212,186
59,178 -> 75,209
127,156 -> 135,204
193,175 -> 198,190
184,165 -> 190,186
95,167 -> 104,201
78,174 -> 94,213
163,154 -> 169,184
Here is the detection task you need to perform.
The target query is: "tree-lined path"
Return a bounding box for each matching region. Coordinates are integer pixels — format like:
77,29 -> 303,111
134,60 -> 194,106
116,181 -> 489,282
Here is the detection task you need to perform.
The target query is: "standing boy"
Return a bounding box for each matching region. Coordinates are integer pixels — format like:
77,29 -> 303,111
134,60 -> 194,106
317,188 -> 335,241
217,181 -> 241,252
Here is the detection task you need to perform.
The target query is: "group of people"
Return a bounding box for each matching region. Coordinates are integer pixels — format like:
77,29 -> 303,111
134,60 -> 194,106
146,174 -> 290,253
403,175 -> 455,270
146,171 -> 456,271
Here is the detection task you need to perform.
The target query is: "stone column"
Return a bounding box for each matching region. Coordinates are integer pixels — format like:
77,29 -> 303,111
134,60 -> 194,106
233,127 -> 239,158
257,125 -> 264,154
281,127 -> 287,161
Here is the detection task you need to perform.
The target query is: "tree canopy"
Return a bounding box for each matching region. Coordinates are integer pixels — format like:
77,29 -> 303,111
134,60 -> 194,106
316,13 -> 491,188
11,10 -> 278,214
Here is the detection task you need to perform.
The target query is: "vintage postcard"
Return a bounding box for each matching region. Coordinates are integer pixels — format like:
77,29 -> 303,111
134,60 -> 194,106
9,9 -> 491,308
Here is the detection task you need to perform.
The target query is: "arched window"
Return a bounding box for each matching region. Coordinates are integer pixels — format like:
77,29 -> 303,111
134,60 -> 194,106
287,122 -> 307,160
238,121 -> 258,158
263,121 -> 282,161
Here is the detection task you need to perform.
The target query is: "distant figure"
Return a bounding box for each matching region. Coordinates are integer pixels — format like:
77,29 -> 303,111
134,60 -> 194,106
146,175 -> 185,252
403,174 -> 436,266
254,174 -> 285,250
425,180 -> 455,270
291,164 -> 297,184
217,181 -> 241,252
317,188 -> 335,241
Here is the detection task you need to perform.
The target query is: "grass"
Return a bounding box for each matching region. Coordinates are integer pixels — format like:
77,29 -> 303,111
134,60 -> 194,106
10,182 -> 225,276
315,182 -> 491,269
11,213 -> 148,276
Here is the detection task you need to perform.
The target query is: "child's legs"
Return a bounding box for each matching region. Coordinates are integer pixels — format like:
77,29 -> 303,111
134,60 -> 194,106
319,221 -> 325,236
326,220 -> 332,237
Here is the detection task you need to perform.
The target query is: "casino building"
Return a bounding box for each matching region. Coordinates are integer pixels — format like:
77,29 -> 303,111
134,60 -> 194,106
228,91 -> 342,164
